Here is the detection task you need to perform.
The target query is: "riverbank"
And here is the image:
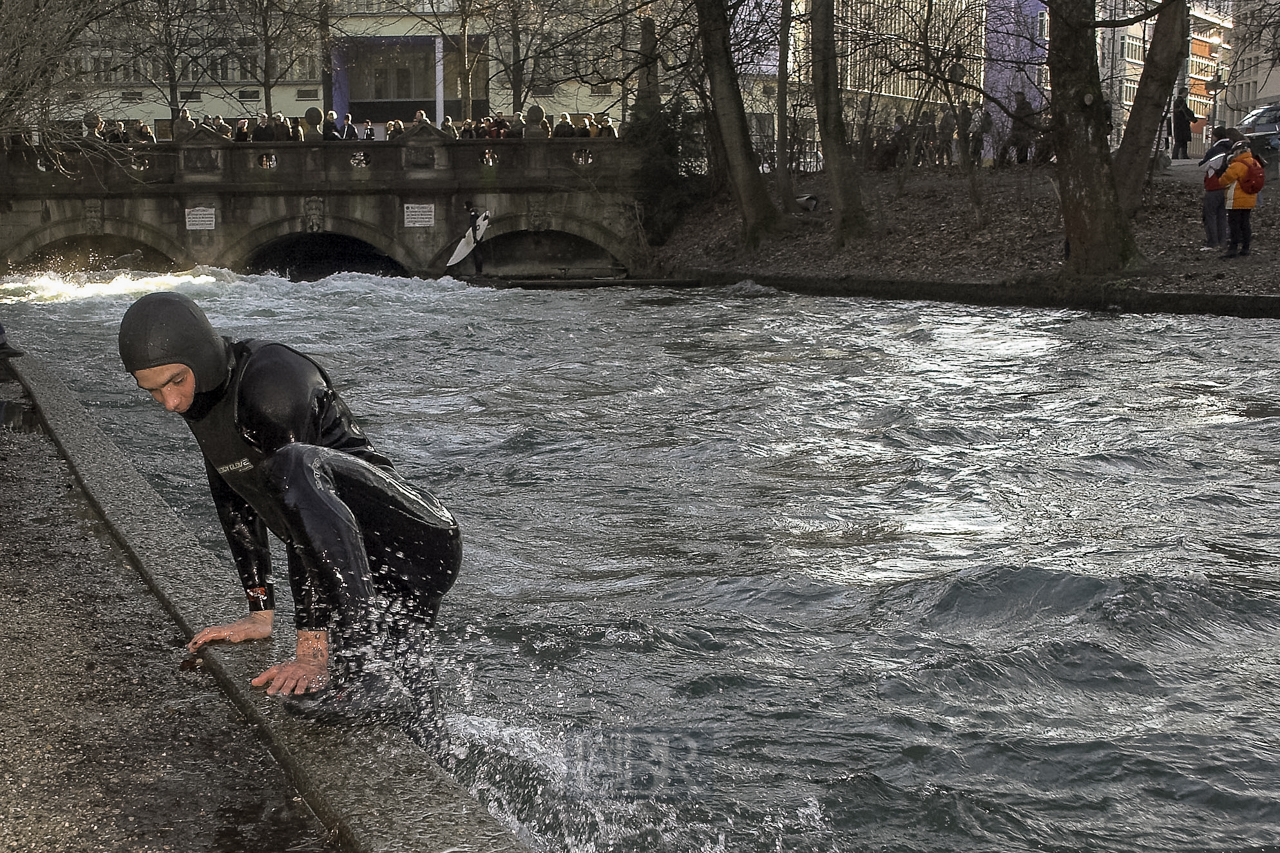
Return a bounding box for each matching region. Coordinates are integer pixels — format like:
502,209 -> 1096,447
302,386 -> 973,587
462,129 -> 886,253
0,363 -> 337,853
0,356 -> 529,853
653,160 -> 1277,316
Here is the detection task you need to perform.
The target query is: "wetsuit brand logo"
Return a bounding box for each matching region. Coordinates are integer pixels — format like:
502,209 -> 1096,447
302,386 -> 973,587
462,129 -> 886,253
216,458 -> 254,475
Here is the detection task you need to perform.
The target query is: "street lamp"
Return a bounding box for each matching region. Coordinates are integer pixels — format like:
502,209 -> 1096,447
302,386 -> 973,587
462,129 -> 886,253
1206,72 -> 1224,128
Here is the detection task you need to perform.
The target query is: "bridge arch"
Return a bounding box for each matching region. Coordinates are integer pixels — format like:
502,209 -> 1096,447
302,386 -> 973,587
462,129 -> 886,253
220,215 -> 418,280
435,209 -> 644,278
7,216 -> 189,271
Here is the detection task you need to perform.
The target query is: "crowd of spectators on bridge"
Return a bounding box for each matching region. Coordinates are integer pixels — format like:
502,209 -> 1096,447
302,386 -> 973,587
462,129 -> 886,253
79,106 -> 620,145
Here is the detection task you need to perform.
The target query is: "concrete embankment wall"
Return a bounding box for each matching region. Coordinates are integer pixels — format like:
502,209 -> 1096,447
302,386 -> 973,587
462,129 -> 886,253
10,355 -> 529,853
680,270 -> 1280,320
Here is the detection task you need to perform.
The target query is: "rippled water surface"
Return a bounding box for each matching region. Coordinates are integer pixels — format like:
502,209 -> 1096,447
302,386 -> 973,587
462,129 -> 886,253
5,270 -> 1280,852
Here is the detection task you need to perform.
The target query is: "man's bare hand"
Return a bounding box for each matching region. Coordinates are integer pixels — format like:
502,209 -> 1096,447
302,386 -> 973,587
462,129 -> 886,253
250,630 -> 329,696
187,610 -> 274,653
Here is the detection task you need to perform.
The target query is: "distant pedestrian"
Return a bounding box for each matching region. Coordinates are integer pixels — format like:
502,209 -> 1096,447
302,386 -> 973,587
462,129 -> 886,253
251,114 -> 274,142
173,109 -> 197,140
1198,126 -> 1234,251
491,112 -> 510,138
271,113 -> 291,141
340,114 -> 359,140
552,113 -> 575,138
1172,87 -> 1197,160
507,111 -> 525,139
1006,91 -> 1036,165
1215,139 -> 1261,258
917,110 -> 936,166
322,110 -> 340,140
957,100 -> 972,164
969,103 -> 991,165
937,108 -> 955,165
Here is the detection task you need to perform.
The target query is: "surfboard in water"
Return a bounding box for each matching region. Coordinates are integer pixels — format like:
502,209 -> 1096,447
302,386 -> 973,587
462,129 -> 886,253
447,211 -> 490,266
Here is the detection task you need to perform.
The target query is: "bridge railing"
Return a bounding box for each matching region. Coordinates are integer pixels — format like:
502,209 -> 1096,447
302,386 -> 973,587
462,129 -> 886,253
0,129 -> 642,196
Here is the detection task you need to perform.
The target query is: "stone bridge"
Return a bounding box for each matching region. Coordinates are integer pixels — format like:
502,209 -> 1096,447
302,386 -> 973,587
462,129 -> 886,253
0,126 -> 653,280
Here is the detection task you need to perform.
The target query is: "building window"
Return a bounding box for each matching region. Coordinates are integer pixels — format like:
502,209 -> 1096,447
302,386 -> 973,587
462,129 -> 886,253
238,89 -> 260,100
532,84 -> 556,97
591,83 -> 613,95
297,88 -> 320,100
1123,35 -> 1147,63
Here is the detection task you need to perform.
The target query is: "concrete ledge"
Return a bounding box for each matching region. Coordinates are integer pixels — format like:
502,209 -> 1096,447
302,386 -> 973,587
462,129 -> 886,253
679,269 -> 1280,320
10,355 -> 528,853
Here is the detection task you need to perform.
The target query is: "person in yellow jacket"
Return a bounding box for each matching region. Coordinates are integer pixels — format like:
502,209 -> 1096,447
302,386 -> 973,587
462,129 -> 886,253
1215,140 -> 1259,258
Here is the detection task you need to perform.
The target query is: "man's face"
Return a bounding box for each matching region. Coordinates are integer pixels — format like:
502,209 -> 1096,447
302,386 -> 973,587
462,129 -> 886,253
133,363 -> 195,414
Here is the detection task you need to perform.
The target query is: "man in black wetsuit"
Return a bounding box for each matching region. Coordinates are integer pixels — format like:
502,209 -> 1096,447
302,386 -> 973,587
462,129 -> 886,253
118,292 -> 461,720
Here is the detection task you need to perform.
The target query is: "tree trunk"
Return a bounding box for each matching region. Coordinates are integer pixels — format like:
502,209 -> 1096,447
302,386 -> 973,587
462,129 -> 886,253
459,19 -> 472,120
319,0 -> 334,114
1112,0 -> 1189,216
691,0 -> 784,246
508,19 -> 525,113
775,0 -> 802,213
632,16 -> 661,124
1046,0 -> 1143,275
811,0 -> 869,245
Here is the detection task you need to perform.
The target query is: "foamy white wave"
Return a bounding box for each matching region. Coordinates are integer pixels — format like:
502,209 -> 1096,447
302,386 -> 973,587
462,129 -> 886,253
0,267 -> 473,312
0,268 -> 236,304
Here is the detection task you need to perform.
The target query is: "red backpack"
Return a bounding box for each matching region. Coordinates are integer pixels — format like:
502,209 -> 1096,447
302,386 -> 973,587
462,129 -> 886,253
1240,156 -> 1266,195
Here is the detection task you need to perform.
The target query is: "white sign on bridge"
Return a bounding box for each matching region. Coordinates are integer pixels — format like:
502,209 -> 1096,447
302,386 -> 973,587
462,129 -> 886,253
403,204 -> 435,227
185,208 -> 216,230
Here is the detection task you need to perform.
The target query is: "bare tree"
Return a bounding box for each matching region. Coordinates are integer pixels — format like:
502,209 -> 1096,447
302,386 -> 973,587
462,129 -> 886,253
1044,0 -> 1142,275
775,0 -> 802,213
691,0 -> 784,245
223,0 -> 323,118
811,0 -> 870,244
0,0 -> 136,140
1111,0 -> 1189,216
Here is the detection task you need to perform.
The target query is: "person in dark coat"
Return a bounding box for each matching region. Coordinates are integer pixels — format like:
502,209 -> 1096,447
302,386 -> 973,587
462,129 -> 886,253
1172,87 -> 1197,160
340,113 -> 359,140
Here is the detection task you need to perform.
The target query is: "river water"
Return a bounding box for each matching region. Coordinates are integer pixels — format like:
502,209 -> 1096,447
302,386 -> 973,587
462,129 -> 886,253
4,269 -> 1280,852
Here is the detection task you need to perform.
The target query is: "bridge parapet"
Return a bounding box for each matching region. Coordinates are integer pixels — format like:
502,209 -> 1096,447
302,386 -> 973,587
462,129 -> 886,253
0,129 -> 642,197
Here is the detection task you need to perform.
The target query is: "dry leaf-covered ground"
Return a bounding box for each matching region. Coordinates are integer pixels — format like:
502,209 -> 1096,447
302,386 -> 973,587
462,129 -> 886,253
654,161 -> 1273,298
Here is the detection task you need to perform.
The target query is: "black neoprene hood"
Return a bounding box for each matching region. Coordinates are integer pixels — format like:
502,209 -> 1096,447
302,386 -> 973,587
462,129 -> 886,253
118,292 -> 230,393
